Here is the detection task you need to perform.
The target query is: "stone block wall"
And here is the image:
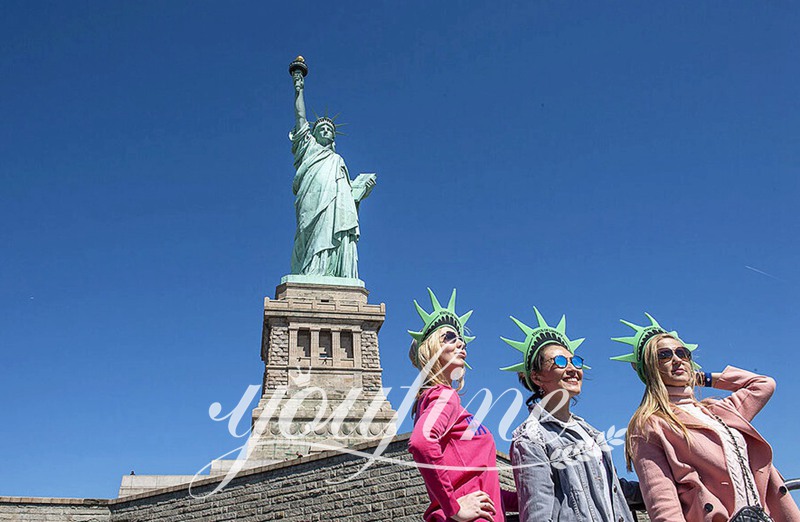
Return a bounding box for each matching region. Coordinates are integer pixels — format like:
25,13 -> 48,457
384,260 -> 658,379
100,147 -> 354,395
361,373 -> 383,392
0,498 -> 110,521
359,327 -> 381,370
109,435 -> 459,521
0,434 -> 655,522
264,323 -> 289,367
0,435 -> 517,522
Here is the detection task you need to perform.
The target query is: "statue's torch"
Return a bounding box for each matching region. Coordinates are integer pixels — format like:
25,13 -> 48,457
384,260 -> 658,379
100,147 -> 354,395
289,56 -> 308,78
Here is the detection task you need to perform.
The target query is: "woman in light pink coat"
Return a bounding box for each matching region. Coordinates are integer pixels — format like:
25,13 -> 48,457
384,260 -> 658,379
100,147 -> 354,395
611,314 -> 799,522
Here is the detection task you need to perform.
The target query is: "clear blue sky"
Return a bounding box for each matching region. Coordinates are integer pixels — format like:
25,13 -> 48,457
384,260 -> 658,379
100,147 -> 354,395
2,1 -> 799,501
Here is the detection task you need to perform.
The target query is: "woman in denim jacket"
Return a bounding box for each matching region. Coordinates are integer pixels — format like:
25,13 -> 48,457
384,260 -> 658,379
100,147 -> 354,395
501,308 -> 640,522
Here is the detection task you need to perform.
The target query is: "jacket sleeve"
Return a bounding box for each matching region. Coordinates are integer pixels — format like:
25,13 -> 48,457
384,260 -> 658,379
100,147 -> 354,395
408,386 -> 463,518
630,432 -> 687,522
713,365 -> 775,421
618,477 -> 644,508
501,488 -> 519,514
511,431 -> 555,522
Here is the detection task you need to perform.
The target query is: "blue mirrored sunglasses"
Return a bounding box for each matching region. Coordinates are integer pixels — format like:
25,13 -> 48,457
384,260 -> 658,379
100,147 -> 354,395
551,355 -> 584,369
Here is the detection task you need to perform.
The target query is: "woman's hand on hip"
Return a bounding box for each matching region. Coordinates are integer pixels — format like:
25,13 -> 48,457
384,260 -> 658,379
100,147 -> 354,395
453,490 -> 496,522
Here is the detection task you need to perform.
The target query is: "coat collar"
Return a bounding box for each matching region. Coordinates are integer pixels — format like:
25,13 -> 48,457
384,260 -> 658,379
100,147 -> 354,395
528,403 -> 597,435
665,385 -> 764,444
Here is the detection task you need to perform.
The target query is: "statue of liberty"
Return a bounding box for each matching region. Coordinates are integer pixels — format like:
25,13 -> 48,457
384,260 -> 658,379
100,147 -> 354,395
288,57 -> 376,279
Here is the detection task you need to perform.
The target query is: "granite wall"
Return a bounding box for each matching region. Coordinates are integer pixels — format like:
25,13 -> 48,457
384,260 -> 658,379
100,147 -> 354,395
0,435 -> 518,522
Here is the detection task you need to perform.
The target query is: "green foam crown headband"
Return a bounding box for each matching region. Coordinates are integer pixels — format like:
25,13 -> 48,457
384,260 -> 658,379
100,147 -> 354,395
610,312 -> 700,383
499,307 -> 587,391
408,288 -> 475,369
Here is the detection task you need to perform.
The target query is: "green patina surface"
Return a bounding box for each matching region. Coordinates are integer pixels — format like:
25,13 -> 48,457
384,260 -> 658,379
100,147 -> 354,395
287,56 -> 376,280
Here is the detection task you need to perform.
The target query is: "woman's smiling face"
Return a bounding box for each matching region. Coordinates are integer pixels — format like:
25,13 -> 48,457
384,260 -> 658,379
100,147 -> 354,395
531,344 -> 583,399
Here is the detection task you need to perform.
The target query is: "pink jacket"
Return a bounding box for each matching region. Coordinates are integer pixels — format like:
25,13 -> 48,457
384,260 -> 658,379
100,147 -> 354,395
408,384 -> 517,522
630,366 -> 799,522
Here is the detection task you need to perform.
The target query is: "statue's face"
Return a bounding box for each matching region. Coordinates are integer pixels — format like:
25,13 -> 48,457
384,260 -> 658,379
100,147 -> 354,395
314,124 -> 335,147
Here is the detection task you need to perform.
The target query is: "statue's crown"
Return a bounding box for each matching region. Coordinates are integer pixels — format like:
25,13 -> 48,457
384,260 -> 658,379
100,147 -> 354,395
312,111 -> 347,137
313,116 -> 336,134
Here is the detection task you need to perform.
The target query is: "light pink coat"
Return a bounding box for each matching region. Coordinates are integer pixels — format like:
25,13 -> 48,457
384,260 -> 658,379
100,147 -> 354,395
630,366 -> 800,522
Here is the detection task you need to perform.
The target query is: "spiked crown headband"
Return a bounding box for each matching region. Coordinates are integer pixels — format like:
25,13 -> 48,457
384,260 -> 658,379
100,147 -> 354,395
610,313 -> 699,383
408,288 -> 474,369
500,307 -> 586,391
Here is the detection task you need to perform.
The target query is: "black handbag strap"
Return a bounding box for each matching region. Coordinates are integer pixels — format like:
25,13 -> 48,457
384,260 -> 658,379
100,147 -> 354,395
710,412 -> 760,508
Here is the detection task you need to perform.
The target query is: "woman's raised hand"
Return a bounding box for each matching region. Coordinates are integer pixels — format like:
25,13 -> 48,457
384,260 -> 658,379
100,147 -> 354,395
453,490 -> 496,522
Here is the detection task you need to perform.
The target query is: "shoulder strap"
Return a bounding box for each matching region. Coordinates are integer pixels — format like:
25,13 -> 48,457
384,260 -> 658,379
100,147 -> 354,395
711,412 -> 760,507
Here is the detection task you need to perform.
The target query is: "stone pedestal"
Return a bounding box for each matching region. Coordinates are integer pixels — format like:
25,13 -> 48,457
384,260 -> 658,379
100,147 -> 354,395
246,282 -> 397,462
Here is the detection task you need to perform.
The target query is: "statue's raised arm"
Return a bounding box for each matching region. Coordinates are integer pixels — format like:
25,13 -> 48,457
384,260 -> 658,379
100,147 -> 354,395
286,56 -> 376,282
290,57 -> 307,132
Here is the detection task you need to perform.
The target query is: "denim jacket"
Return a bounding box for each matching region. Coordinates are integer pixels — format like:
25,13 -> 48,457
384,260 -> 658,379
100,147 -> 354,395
510,405 -> 639,522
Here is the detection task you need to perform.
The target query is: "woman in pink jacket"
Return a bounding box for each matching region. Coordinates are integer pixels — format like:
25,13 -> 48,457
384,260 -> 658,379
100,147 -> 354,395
407,288 -> 517,522
611,313 -> 799,522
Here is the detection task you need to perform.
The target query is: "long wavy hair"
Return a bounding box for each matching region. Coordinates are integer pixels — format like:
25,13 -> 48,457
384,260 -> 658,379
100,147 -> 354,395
624,333 -> 695,471
409,328 -> 465,421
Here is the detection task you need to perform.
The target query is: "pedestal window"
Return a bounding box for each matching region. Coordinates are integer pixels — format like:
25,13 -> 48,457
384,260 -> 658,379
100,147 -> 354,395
319,329 -> 333,359
297,329 -> 311,358
341,330 -> 354,359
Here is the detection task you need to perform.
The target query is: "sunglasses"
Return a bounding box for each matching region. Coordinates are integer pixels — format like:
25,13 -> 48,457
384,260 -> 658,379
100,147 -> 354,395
548,355 -> 585,369
657,347 -> 692,361
440,330 -> 464,345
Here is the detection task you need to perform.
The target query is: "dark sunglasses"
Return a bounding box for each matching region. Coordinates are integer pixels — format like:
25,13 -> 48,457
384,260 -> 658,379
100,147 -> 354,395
548,355 -> 584,369
657,347 -> 692,361
440,330 -> 464,345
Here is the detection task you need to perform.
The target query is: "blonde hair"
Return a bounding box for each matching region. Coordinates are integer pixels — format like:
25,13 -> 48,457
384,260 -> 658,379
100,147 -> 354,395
409,328 -> 464,420
624,333 -> 694,471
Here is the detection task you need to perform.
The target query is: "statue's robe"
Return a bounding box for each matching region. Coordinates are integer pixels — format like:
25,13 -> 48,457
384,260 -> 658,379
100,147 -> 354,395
289,121 -> 359,277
